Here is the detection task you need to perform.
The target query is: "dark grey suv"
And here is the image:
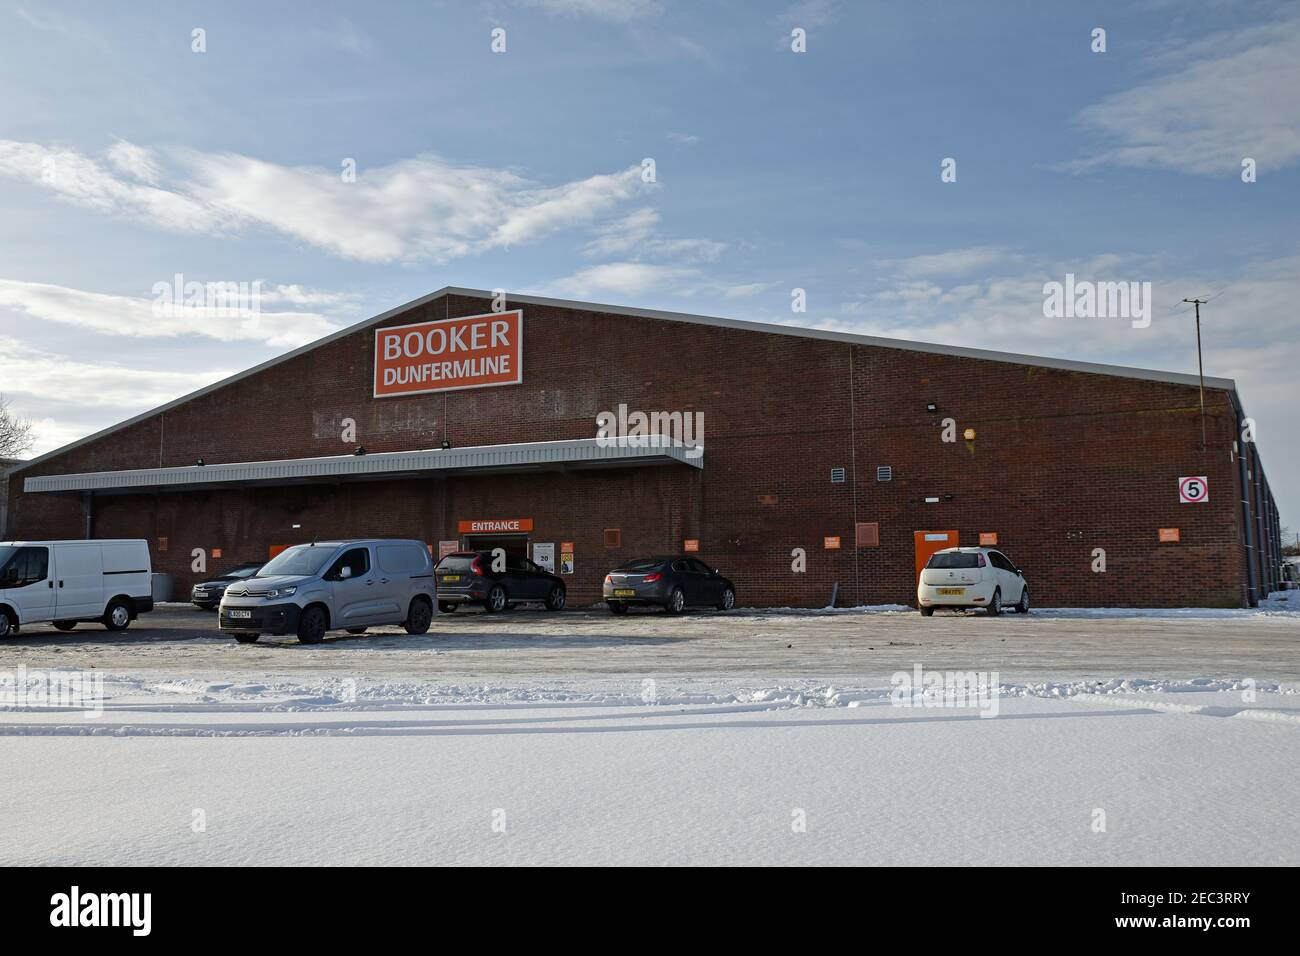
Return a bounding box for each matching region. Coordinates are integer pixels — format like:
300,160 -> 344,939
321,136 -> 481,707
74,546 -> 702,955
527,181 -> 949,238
435,551 -> 567,613
603,556 -> 736,614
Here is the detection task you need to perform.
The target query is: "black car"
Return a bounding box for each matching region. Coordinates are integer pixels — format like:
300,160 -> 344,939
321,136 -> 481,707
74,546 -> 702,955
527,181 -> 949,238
603,556 -> 735,614
191,561 -> 264,610
435,551 -> 567,613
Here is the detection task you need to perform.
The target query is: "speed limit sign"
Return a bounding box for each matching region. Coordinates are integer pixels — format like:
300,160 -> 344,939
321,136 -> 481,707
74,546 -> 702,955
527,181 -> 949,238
1179,476 -> 1209,504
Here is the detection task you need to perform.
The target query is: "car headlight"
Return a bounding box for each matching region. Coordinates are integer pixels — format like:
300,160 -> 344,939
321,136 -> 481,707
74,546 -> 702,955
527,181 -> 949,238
265,586 -> 297,599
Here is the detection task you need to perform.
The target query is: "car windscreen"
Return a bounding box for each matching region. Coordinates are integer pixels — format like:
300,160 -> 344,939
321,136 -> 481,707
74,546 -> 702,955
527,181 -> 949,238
620,558 -> 665,571
927,552 -> 980,569
257,546 -> 335,577
224,564 -> 261,579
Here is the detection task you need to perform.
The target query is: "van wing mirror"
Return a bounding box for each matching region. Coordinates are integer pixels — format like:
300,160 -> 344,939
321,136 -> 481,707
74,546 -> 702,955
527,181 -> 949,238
340,565 -> 353,579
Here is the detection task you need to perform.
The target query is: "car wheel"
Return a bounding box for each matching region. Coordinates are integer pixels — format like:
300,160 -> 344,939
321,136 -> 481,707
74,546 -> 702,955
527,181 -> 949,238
346,627 -> 368,635
404,597 -> 433,635
53,620 -> 77,631
0,610 -> 14,638
1016,587 -> 1030,614
103,599 -> 132,632
664,587 -> 685,614
438,601 -> 457,614
716,587 -> 735,611
608,602 -> 629,615
919,606 -> 935,617
986,589 -> 1002,616
234,633 -> 260,644
544,584 -> 566,611
484,585 -> 507,613
296,605 -> 327,644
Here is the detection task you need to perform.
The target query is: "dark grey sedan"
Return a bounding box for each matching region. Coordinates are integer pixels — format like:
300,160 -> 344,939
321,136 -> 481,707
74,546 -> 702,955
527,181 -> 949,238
191,561 -> 264,610
603,556 -> 736,614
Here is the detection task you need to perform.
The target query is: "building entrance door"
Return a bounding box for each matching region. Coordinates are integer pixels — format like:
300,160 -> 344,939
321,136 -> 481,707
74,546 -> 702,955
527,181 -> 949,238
913,530 -> 959,582
463,534 -> 529,561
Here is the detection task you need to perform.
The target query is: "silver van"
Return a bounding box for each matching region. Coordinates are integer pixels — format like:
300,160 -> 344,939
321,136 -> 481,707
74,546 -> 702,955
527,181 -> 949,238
218,539 -> 435,644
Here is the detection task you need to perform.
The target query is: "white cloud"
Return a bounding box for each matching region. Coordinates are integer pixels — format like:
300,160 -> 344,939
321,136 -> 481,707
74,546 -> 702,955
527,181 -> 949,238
0,279 -> 343,348
877,246 -> 1019,279
0,139 -> 649,263
105,140 -> 163,185
522,0 -> 662,22
0,335 -> 231,411
582,208 -> 726,261
543,262 -> 699,298
1065,16 -> 1300,175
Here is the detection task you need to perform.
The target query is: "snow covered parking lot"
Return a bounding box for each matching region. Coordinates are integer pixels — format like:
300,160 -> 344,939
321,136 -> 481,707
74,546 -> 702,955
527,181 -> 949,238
1,603 -> 1297,865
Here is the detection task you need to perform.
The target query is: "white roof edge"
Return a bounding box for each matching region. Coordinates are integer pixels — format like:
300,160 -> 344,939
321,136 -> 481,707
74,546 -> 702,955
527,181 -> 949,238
11,285 -> 1239,476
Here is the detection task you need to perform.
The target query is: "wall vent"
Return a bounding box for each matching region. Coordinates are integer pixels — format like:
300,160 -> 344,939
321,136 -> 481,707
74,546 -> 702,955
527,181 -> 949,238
830,467 -> 846,484
876,465 -> 893,482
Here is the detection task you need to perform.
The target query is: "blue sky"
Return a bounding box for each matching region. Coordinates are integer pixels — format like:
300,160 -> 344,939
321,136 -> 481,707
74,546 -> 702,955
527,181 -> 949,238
1,0 -> 1297,524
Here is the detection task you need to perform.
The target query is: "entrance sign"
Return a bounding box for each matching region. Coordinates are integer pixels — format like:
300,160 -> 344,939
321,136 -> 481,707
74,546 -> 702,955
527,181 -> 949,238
374,310 -> 523,398
1178,476 -> 1209,504
458,518 -> 534,533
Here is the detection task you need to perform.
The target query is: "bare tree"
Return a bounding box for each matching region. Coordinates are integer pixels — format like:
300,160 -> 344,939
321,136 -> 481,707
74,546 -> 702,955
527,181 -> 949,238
0,394 -> 34,458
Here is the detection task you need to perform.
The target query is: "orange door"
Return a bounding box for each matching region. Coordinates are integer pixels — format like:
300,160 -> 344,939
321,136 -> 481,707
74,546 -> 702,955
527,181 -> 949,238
914,530 -> 959,581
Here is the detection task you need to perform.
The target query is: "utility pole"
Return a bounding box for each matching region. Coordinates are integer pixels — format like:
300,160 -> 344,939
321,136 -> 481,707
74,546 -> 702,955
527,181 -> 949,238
1182,297 -> 1208,451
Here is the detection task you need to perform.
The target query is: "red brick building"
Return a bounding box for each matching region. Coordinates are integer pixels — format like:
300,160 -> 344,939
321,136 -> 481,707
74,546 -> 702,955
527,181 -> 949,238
4,288 -> 1285,608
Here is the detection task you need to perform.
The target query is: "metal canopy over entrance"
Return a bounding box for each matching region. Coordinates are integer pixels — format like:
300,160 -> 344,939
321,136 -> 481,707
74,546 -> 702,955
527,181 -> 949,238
23,436 -> 704,497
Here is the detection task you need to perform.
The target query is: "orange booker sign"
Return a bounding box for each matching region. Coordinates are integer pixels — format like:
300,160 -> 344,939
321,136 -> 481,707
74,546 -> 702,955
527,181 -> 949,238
374,310 -> 523,398
1159,528 -> 1181,543
458,518 -> 534,534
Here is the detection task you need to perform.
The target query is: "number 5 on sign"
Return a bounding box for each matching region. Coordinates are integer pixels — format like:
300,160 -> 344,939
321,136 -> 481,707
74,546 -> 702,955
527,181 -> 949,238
1179,476 -> 1209,504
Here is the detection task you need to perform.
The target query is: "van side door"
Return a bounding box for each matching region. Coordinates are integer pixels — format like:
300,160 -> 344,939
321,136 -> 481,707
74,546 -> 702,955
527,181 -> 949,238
324,546 -> 381,625
54,543 -> 104,618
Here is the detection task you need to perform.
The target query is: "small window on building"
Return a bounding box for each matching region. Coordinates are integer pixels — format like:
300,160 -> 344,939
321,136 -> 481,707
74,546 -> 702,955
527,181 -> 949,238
603,529 -> 621,548
830,467 -> 846,484
876,465 -> 892,482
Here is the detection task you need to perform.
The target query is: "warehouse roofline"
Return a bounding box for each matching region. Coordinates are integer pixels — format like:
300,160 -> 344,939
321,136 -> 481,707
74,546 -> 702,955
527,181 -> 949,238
22,436 -> 703,495
10,286 -> 1239,476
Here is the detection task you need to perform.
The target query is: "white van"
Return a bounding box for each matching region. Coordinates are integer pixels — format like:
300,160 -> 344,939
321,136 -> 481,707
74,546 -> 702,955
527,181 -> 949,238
0,539 -> 154,636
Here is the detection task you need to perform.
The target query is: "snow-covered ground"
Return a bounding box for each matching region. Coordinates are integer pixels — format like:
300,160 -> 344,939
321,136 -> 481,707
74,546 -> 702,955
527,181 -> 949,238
1,604 -> 1297,865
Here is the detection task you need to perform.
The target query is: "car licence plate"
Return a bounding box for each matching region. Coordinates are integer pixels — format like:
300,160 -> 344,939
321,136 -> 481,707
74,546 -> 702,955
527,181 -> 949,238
614,589 -> 637,597
227,609 -> 253,619
441,575 -> 461,582
937,587 -> 965,596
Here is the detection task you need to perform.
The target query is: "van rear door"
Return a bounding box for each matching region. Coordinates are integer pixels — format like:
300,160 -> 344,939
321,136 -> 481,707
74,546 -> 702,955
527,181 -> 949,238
101,540 -> 152,612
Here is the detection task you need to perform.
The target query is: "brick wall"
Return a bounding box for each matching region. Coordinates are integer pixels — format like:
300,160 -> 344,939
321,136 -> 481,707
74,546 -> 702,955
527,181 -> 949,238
7,291 -> 1249,607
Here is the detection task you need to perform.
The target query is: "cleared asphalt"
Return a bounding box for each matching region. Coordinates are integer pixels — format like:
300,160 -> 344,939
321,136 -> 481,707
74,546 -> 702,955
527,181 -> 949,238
0,603 -> 1296,682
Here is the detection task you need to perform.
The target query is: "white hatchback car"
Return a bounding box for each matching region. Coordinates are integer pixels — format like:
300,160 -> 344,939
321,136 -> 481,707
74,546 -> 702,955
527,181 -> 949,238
917,547 -> 1029,616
